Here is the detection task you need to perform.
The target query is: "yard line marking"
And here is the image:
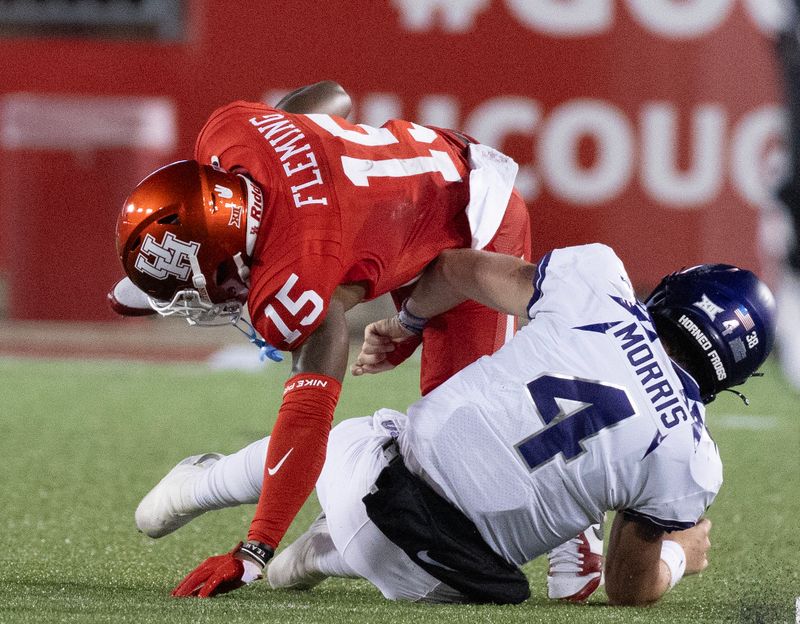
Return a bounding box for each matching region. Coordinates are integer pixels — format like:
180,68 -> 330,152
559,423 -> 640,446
715,415 -> 779,430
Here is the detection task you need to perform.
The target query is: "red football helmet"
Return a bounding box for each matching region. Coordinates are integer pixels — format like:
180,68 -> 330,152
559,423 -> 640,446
116,159 -> 263,324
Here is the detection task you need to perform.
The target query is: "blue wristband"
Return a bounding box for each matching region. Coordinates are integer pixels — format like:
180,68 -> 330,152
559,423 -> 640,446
397,299 -> 428,335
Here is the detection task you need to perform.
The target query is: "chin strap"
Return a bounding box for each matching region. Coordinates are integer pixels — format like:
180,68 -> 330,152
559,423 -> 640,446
720,371 -> 764,406
147,248 -> 281,362
722,388 -> 750,406
233,252 -> 250,283
189,253 -> 213,303
234,317 -> 284,363
709,371 -> 764,406
725,371 -> 766,406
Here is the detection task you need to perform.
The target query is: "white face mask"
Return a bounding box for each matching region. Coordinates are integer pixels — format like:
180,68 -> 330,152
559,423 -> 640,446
147,288 -> 243,326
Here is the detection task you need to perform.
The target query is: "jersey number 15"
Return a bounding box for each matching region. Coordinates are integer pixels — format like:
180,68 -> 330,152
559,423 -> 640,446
306,114 -> 461,187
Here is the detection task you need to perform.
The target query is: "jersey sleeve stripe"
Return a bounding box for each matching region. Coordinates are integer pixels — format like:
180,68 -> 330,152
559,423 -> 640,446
527,250 -> 553,317
670,361 -> 702,403
622,509 -> 697,532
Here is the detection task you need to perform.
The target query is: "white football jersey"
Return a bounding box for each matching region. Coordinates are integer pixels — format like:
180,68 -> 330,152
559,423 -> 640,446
397,244 -> 723,566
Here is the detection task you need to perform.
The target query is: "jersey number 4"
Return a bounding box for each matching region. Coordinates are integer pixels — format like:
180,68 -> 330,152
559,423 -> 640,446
516,374 -> 636,471
306,114 -> 461,187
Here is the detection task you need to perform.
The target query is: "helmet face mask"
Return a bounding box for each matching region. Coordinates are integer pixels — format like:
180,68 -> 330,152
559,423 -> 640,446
645,264 -> 776,403
116,160 -> 262,324
148,289 -> 244,326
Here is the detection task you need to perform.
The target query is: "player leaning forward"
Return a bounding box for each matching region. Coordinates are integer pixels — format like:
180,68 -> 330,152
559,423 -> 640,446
112,82 -> 533,594
138,243 -> 775,605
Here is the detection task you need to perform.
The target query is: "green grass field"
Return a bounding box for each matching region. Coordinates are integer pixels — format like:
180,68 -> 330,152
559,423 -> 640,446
0,356 -> 797,624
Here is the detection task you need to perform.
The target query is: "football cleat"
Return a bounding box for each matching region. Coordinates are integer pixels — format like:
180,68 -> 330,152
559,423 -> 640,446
267,513 -> 331,591
547,521 -> 604,602
135,452 -> 223,538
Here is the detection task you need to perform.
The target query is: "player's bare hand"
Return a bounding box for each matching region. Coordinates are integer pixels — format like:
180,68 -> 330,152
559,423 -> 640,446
351,316 -> 415,376
669,518 -> 712,575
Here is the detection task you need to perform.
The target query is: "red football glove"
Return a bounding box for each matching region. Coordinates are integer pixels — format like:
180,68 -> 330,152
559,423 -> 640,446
172,542 -> 263,598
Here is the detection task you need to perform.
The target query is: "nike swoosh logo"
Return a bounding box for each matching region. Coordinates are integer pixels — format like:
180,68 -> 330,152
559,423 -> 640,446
267,448 -> 294,476
416,550 -> 458,572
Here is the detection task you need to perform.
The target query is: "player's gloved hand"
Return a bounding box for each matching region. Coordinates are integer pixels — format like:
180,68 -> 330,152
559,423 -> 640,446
171,541 -> 271,598
669,518 -> 712,574
351,316 -> 418,376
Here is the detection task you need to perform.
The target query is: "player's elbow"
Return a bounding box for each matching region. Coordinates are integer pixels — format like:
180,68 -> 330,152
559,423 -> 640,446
314,80 -> 352,117
315,80 -> 347,94
606,584 -> 663,606
436,249 -> 465,286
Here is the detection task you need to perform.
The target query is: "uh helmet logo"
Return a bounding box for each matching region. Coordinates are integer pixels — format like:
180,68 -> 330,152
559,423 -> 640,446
135,232 -> 200,281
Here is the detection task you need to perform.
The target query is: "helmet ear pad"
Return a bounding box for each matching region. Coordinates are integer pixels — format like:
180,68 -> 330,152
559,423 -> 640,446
116,160 -> 251,305
645,264 -> 776,403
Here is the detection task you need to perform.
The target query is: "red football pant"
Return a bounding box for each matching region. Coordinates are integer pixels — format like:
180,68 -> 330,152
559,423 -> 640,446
394,189 -> 532,395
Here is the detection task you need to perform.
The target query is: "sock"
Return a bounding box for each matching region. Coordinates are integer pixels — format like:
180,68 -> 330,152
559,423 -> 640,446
248,374 -> 341,549
192,437 -> 269,510
315,543 -> 359,579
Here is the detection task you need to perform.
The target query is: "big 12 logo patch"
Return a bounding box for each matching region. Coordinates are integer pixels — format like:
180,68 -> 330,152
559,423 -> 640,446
135,232 -> 200,281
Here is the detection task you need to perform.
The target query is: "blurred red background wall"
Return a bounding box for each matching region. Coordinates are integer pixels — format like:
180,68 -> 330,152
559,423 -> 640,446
0,0 -> 787,320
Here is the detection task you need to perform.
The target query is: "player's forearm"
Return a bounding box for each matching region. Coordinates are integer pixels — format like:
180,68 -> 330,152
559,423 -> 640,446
605,559 -> 671,606
605,513 -> 671,606
275,80 -> 352,118
406,249 -> 535,320
291,296 -> 351,381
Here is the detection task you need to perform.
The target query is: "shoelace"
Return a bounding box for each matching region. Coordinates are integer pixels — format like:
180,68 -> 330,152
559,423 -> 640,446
548,537 -> 586,574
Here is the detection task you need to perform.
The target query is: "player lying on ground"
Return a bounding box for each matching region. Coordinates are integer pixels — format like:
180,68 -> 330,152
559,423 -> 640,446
110,81 -> 532,596
136,243 -> 775,605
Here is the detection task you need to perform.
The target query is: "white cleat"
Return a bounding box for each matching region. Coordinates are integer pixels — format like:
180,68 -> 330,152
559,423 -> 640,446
135,452 -> 223,538
547,521 -> 605,602
267,514 -> 331,591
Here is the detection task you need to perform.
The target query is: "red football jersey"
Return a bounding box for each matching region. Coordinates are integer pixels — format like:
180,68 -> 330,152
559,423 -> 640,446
196,102 -> 480,350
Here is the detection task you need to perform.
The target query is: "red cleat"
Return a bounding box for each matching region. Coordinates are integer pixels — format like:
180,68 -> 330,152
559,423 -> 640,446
547,521 -> 604,602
